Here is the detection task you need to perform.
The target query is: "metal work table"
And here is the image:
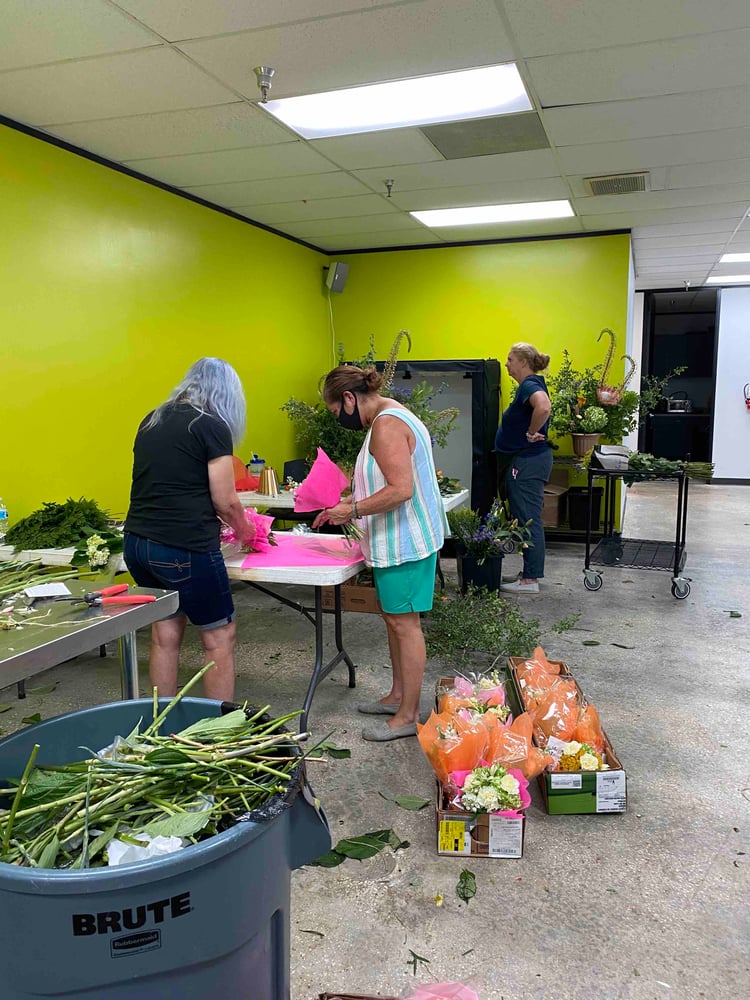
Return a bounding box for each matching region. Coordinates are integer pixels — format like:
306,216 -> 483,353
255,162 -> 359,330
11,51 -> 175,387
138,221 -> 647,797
0,583 -> 178,699
224,535 -> 364,734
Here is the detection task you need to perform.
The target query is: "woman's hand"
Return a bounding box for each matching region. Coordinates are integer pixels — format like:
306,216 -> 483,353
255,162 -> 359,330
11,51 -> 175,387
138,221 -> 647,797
312,501 -> 353,528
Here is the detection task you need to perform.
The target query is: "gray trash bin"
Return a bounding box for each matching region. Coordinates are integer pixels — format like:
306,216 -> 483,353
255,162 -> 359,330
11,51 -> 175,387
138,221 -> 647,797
0,697 -> 331,999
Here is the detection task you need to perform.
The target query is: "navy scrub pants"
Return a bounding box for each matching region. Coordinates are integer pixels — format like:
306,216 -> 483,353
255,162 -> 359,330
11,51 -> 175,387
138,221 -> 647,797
506,449 -> 554,579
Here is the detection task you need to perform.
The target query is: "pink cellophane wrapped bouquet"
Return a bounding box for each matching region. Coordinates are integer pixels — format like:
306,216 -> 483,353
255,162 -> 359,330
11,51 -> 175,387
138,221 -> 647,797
403,984 -> 480,1000
220,508 -> 275,552
437,672 -> 510,724
294,447 -> 349,513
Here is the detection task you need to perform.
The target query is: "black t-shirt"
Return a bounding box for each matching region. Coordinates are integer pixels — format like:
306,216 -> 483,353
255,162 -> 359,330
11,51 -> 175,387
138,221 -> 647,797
124,403 -> 233,552
494,375 -> 551,456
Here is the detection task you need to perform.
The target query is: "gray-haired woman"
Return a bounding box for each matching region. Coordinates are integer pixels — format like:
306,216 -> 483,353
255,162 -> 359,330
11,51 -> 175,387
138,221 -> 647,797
124,357 -> 255,700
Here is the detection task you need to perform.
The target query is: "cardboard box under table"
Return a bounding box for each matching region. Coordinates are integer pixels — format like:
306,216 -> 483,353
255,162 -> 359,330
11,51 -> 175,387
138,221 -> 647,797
433,676 -> 526,858
542,483 -> 568,527
321,578 -> 382,614
507,657 -> 627,815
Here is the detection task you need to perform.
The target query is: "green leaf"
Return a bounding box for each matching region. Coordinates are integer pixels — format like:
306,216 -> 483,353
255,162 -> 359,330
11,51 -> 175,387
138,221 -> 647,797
456,868 -> 477,904
0,704 -> 12,714
142,809 -> 212,840
21,769 -> 88,806
334,829 -> 395,860
723,610 -> 742,618
87,823 -> 119,863
299,929 -> 325,938
176,709 -> 249,742
27,683 -> 57,695
582,640 -> 601,646
378,791 -> 430,811
319,743 -> 351,759
37,835 -> 60,869
21,713 -> 42,725
308,849 -> 347,868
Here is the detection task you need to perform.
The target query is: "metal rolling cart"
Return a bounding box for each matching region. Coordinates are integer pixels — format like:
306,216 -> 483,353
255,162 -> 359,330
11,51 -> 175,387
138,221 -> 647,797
582,466 -> 691,600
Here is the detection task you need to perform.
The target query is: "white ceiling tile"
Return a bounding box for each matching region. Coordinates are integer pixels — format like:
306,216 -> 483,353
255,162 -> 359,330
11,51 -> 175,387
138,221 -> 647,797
425,218 -> 584,242
123,142 -> 338,186
390,177 -> 570,211
326,230 -> 444,251
634,234 -> 733,249
544,87 -> 750,146
581,203 -> 750,229
0,0 -> 160,70
0,48 -> 235,126
176,0 -> 512,100
635,243 -> 726,258
184,172 -> 370,208
504,1 -> 750,57
635,219 -> 748,238
574,184 -> 750,217
309,129 -> 442,171
235,194 -> 398,225
558,128 -> 750,177
354,150 -> 560,193
48,103 -> 294,161
667,160 -> 750,189
116,1 -> 402,41
527,30 -> 750,106
284,214 -> 428,239
635,254 -> 722,268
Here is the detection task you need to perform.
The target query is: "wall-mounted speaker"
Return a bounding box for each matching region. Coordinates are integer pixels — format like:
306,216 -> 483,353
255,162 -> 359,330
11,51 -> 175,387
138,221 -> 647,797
325,261 -> 349,293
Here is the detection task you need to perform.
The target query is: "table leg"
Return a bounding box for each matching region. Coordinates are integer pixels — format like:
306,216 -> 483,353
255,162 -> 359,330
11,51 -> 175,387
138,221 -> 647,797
333,584 -> 356,689
118,631 -> 139,700
298,585 -> 358,735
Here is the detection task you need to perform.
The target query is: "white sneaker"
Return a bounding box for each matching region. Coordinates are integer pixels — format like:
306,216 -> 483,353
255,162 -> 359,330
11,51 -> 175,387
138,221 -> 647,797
500,579 -> 540,594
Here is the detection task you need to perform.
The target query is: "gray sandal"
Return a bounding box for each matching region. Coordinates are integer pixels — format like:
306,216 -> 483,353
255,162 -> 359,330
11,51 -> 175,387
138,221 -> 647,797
361,720 -> 417,742
357,700 -> 399,715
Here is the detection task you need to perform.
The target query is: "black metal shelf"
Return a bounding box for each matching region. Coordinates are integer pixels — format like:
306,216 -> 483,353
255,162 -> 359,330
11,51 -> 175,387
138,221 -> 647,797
589,537 -> 687,573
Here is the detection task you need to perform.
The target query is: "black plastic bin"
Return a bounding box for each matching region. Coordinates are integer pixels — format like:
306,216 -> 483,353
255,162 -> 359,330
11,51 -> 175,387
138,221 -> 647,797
567,486 -> 604,531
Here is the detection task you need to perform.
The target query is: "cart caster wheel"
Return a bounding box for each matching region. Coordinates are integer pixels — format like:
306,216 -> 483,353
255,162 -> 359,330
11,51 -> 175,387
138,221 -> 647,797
671,581 -> 691,600
583,573 -> 603,592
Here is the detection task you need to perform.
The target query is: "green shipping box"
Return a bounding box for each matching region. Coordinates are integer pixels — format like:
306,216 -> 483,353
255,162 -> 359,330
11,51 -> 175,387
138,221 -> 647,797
507,657 -> 627,815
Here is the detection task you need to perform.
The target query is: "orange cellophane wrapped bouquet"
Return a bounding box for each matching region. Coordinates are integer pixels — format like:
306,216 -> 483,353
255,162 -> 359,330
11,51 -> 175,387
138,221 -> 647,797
485,712 -> 554,779
417,710 -> 489,785
437,671 -> 510,722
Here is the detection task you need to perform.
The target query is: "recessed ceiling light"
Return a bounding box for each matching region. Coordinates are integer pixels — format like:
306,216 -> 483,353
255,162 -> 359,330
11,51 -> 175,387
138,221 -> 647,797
706,274 -> 750,284
719,252 -> 750,263
411,200 -> 574,227
261,64 -> 532,139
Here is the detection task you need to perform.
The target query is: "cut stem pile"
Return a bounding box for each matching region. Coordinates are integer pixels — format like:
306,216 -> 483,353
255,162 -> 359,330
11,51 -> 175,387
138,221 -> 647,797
0,560 -> 83,600
0,664 -> 305,869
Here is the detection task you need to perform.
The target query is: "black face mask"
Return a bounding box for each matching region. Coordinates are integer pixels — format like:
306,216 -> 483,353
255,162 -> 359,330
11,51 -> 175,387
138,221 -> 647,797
337,394 -> 363,431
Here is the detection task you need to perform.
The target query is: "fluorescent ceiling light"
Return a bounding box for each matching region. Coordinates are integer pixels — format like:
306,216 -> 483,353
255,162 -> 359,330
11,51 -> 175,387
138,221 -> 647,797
411,200 -> 574,228
706,274 -> 750,283
719,252 -> 750,263
262,64 -> 532,139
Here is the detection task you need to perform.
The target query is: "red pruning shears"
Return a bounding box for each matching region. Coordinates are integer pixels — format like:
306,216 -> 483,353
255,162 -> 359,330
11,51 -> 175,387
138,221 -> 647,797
45,584 -> 156,607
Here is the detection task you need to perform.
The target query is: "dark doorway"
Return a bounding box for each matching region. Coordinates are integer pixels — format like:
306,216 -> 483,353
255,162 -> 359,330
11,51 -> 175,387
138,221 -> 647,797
640,289 -> 717,461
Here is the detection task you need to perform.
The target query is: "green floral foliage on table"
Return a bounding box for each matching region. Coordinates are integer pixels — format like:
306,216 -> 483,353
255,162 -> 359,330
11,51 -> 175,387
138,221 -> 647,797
4,498 -> 111,552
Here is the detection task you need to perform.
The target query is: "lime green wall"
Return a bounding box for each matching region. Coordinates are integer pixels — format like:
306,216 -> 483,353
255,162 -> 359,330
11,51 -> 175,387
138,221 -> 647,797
1,124 -> 328,521
331,235 -> 631,426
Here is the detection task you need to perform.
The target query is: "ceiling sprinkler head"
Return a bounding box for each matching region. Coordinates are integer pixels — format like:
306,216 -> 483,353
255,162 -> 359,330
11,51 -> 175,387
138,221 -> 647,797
385,178 -> 394,198
684,279 -> 691,291
254,66 -> 276,103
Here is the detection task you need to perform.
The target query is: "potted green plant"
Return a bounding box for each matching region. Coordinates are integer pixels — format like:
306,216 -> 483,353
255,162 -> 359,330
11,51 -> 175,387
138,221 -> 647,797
281,331 -> 458,473
447,500 -> 531,593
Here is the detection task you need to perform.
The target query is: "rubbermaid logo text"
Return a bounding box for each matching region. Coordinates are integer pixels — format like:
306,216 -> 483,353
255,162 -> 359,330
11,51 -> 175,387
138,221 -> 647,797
111,930 -> 161,958
72,892 -> 191,936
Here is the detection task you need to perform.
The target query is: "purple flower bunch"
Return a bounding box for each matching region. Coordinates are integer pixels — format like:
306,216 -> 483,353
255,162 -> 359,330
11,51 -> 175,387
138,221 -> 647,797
447,500 -> 532,565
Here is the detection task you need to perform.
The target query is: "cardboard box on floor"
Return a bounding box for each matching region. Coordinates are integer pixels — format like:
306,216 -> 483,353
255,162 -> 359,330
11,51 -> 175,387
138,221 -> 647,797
507,657 -> 627,815
320,580 -> 382,614
432,676 -> 526,859
542,483 -> 568,527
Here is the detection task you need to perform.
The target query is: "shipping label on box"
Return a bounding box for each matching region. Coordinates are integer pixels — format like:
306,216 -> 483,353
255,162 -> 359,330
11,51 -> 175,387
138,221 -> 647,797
506,657 -> 627,815
435,783 -> 525,858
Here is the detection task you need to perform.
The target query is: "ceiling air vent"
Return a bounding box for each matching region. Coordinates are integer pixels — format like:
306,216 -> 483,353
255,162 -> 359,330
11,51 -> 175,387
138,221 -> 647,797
584,171 -> 650,196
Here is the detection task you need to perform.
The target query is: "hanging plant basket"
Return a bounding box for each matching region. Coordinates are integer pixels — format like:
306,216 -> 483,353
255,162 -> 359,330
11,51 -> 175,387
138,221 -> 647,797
571,433 -> 601,458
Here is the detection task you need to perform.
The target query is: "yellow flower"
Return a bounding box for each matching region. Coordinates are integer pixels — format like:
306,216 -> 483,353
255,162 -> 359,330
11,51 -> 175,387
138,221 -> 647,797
434,893 -> 444,907
579,752 -> 600,771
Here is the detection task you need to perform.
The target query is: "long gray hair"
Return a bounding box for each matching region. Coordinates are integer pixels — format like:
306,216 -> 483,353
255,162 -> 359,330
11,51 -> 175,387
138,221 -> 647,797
144,357 -> 246,444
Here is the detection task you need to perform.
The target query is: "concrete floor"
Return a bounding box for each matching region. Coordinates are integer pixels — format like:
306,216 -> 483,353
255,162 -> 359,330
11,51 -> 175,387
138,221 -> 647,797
1,483 -> 748,999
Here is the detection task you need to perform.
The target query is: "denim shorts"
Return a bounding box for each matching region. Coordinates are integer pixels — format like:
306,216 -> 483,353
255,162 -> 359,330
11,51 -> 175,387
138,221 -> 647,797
123,533 -> 235,630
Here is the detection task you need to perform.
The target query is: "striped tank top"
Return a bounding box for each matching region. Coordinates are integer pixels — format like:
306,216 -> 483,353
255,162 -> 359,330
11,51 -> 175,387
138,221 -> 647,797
353,406 -> 447,568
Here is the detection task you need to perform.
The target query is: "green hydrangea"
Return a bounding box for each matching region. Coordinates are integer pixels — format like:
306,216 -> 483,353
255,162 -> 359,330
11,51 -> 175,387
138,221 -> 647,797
579,405 -> 608,432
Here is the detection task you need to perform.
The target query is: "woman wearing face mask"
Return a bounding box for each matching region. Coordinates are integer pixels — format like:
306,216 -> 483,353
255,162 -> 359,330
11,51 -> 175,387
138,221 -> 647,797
312,364 -> 447,741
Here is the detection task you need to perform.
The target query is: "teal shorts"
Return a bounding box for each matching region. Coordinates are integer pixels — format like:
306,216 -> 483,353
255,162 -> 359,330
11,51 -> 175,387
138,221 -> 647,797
372,553 -> 438,614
